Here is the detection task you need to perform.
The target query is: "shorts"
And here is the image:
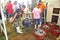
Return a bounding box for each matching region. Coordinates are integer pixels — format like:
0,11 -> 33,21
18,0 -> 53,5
34,19 -> 42,25
8,13 -> 13,18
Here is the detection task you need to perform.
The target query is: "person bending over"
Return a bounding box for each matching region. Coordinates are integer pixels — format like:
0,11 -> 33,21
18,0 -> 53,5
9,5 -> 26,33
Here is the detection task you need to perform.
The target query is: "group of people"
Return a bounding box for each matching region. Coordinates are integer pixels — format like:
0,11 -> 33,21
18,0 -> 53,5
4,1 -> 46,34
6,1 -> 26,33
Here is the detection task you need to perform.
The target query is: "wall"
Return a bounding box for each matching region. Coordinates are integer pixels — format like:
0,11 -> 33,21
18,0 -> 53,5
31,0 -> 38,10
46,0 -> 60,22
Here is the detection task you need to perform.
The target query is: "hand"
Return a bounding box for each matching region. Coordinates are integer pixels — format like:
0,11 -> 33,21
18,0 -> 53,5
9,17 -> 14,23
10,19 -> 14,23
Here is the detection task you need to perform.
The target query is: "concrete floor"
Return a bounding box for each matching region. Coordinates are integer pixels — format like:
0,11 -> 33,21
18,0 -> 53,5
5,21 -> 37,40
0,19 -> 58,40
8,23 -> 57,40
9,26 -> 56,40
11,29 -> 37,40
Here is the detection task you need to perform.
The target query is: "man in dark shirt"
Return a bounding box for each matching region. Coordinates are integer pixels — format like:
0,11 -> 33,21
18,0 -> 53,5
9,5 -> 26,33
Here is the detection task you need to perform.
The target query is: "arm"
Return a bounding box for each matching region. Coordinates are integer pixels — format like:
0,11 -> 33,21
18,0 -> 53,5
12,13 -> 17,21
12,9 -> 20,21
9,13 -> 17,23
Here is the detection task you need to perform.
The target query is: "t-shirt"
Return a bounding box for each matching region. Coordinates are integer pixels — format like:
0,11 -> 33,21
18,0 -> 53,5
39,3 -> 46,11
7,3 -> 13,14
32,7 -> 41,19
15,9 -> 22,19
15,9 -> 20,14
13,4 -> 19,12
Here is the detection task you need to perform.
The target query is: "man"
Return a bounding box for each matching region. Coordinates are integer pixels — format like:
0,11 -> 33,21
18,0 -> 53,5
39,2 -> 46,23
6,1 -> 13,18
32,4 -> 42,29
39,2 -> 46,12
9,5 -> 26,33
13,1 -> 19,13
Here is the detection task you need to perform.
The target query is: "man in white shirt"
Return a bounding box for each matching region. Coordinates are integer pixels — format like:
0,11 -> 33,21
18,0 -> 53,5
13,1 -> 19,12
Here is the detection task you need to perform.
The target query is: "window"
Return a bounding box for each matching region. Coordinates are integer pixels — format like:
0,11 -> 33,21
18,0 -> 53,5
53,8 -> 60,14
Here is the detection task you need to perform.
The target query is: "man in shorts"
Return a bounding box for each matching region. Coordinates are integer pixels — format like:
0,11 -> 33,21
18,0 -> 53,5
32,4 -> 42,29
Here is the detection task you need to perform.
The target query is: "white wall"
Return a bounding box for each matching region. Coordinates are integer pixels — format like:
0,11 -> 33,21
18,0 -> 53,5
46,0 -> 60,22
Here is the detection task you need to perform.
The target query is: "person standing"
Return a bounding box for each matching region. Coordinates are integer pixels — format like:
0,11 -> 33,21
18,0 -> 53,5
13,1 -> 19,13
6,1 -> 13,19
39,2 -> 46,12
32,4 -> 42,29
39,2 -> 46,23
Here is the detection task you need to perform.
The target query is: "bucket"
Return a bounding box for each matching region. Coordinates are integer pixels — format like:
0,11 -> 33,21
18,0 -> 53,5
34,29 -> 46,40
51,25 -> 59,37
42,24 -> 50,33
